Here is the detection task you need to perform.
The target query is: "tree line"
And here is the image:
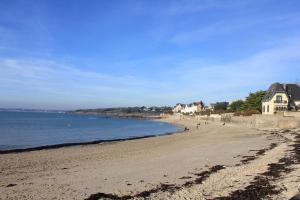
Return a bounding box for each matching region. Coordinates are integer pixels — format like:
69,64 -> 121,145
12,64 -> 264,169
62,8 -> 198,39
226,90 -> 266,115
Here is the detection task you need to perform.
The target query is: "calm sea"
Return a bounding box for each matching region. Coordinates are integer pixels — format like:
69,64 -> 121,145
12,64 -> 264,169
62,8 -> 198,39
0,111 -> 180,150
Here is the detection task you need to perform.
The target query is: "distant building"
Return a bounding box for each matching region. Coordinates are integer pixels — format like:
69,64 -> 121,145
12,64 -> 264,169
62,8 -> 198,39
204,106 -> 209,110
262,83 -> 300,115
173,103 -> 185,113
209,102 -> 229,111
181,101 -> 204,114
209,103 -> 216,110
173,101 -> 204,114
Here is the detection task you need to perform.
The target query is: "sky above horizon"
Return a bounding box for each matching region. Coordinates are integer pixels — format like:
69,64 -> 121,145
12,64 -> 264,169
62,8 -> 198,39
0,0 -> 300,110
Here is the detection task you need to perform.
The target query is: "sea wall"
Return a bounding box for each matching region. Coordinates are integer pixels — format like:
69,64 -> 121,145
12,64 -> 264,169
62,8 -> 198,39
170,112 -> 300,129
284,111 -> 300,118
196,113 -> 300,129
225,114 -> 300,129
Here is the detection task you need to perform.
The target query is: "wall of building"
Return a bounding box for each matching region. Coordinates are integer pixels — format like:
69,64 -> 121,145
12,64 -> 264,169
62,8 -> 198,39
262,92 -> 289,115
294,101 -> 300,108
262,101 -> 274,115
173,105 -> 182,113
181,105 -> 202,113
181,106 -> 194,113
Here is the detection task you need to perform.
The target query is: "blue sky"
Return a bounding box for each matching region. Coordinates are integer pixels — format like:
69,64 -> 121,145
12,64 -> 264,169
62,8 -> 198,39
0,0 -> 300,109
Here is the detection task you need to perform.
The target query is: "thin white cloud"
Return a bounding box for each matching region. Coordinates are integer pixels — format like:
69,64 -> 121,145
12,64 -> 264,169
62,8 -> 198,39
170,22 -> 230,44
164,0 -> 248,16
0,58 -> 136,84
170,11 -> 300,45
166,0 -> 219,15
0,57 -> 174,102
165,36 -> 300,102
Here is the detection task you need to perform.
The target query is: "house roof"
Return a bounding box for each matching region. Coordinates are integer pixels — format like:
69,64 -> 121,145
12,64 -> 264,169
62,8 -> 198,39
176,101 -> 204,107
216,101 -> 229,105
262,83 -> 287,102
285,84 -> 300,101
210,102 -> 229,107
189,101 -> 204,106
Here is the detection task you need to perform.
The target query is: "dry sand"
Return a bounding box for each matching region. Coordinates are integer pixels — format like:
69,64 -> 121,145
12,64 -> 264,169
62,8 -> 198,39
0,115 -> 299,200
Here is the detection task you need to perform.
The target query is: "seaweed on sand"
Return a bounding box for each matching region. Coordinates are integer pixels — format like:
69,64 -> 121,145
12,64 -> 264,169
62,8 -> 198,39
86,165 -> 225,200
215,131 -> 300,200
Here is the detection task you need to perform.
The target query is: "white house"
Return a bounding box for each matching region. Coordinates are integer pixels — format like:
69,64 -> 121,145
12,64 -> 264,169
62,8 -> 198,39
181,101 -> 204,114
173,103 -> 185,113
262,83 -> 300,115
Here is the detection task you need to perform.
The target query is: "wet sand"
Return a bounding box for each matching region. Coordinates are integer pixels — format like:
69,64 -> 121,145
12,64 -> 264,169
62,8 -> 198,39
1,116 -> 299,200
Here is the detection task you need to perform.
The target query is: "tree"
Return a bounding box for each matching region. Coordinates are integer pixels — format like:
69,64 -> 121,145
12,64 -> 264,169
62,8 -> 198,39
243,90 -> 266,112
229,100 -> 245,112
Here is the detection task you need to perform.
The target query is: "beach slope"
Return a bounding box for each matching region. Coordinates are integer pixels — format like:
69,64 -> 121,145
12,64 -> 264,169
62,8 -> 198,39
1,116 -> 299,199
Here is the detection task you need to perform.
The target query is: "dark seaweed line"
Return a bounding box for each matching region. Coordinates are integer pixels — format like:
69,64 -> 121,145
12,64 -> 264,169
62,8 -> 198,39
85,165 -> 225,200
214,131 -> 300,200
239,142 -> 278,165
0,130 -> 184,154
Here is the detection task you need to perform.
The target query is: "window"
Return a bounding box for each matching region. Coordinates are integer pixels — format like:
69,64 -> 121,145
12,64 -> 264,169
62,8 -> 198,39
263,106 -> 265,112
276,95 -> 282,103
267,105 -> 269,112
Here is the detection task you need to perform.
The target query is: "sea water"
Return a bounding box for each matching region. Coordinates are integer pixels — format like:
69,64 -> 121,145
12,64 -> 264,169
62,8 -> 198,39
0,111 -> 180,150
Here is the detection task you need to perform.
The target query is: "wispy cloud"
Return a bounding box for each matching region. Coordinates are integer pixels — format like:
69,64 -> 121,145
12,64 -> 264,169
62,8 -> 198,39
0,58 -> 147,88
165,0 -> 220,15
170,21 -> 231,44
170,12 -> 300,45
164,0 -> 248,16
0,56 -> 181,108
168,36 -> 300,102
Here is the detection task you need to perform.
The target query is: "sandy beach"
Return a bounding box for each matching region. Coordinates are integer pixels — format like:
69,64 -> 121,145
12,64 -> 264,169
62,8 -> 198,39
1,116 -> 300,200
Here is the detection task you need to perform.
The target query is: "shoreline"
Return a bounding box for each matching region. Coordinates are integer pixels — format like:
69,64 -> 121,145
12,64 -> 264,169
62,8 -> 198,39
68,111 -> 162,119
0,121 -> 184,154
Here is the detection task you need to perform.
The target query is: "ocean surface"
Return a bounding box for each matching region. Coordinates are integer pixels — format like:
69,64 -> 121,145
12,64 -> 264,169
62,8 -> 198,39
0,111 -> 181,150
